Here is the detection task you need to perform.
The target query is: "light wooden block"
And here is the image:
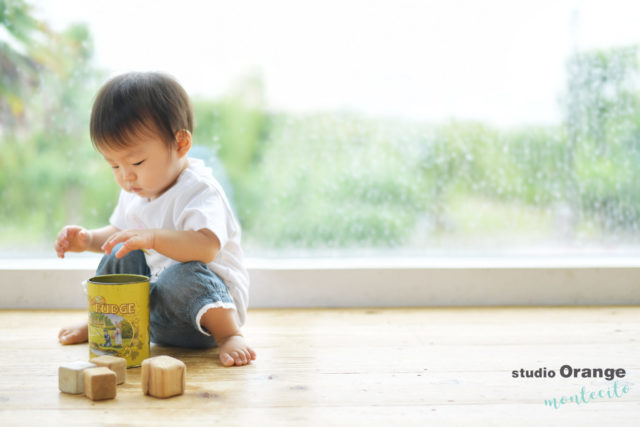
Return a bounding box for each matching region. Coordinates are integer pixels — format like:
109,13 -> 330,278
58,361 -> 96,394
141,356 -> 186,398
83,367 -> 116,401
91,355 -> 126,384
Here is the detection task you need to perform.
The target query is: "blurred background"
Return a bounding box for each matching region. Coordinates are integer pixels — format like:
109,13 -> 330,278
3,0 -> 640,258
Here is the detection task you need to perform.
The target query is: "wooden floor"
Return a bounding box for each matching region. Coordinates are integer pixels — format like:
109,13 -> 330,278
0,307 -> 638,425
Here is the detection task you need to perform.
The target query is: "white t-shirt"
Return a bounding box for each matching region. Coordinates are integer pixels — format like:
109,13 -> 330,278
109,158 -> 249,326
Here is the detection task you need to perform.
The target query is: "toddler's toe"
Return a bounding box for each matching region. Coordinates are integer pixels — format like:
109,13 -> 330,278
237,351 -> 248,365
59,330 -> 76,345
220,352 -> 235,367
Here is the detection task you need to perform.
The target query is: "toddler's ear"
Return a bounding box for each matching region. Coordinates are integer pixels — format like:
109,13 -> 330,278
175,129 -> 192,157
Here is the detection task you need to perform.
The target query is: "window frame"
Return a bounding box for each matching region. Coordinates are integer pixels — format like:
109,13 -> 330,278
1,257 -> 638,308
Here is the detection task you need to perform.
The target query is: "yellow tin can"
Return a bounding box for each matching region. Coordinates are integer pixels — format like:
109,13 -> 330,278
87,274 -> 150,368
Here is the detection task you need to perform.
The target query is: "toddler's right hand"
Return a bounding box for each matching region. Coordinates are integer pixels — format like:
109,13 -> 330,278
54,225 -> 92,258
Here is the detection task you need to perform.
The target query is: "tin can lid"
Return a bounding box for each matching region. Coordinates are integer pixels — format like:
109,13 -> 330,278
88,274 -> 150,285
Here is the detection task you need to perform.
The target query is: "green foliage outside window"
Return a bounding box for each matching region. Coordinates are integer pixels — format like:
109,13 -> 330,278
2,0 -> 640,255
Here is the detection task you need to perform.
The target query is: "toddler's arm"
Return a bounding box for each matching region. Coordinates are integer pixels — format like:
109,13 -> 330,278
101,228 -> 220,264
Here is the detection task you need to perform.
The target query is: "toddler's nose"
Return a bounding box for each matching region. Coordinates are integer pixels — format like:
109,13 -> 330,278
123,168 -> 136,181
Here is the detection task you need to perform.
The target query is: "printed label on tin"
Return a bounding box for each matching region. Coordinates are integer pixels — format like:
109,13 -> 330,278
89,295 -> 146,363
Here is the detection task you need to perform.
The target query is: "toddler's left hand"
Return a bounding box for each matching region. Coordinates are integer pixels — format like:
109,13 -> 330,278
102,229 -> 155,258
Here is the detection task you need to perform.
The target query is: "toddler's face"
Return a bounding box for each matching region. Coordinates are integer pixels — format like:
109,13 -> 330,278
99,131 -> 187,201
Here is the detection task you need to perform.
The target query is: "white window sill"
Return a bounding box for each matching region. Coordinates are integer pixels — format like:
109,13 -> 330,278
1,256 -> 639,308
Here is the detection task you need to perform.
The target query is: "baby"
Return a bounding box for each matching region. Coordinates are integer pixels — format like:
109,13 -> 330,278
55,72 -> 255,367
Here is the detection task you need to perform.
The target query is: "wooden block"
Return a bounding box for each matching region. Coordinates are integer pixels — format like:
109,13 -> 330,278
83,367 -> 116,401
141,356 -> 186,398
58,361 -> 96,394
91,355 -> 126,384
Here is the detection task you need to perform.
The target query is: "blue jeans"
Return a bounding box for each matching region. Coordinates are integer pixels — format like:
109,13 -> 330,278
96,244 -> 235,349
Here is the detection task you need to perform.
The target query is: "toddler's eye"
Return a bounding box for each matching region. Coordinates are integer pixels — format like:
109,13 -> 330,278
111,165 -> 119,169
133,160 -> 145,166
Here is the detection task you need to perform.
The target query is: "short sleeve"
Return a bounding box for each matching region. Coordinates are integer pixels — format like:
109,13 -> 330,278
175,184 -> 231,248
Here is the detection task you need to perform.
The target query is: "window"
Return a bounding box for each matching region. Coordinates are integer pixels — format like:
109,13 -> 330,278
3,0 -> 640,259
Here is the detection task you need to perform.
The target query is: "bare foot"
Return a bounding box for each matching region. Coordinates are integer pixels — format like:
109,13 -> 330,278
218,335 -> 256,367
200,307 -> 256,367
58,323 -> 88,345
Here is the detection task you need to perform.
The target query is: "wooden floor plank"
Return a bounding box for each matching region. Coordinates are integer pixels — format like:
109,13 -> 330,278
0,307 -> 638,425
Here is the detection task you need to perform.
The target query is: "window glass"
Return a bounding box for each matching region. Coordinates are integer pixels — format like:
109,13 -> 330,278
2,0 -> 640,257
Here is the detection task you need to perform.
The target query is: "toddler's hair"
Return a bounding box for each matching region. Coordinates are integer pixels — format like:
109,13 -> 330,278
90,72 -> 193,150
